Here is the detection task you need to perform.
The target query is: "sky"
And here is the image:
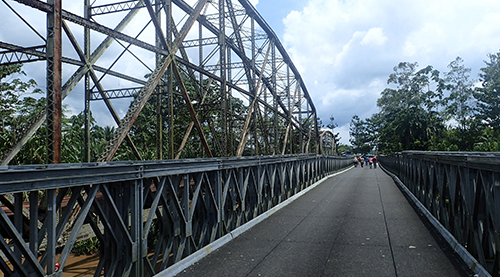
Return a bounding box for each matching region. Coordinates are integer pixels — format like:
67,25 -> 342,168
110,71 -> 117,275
2,0 -> 500,146
252,0 -> 500,144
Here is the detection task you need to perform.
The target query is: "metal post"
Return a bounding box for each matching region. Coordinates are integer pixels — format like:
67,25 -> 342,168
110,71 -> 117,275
251,17 -> 258,156
14,193 -> 22,260
284,65 -> 291,155
272,40 -> 277,154
298,85 -> 303,152
199,20 -> 203,87
131,179 -> 143,276
46,0 -> 62,164
29,191 -> 38,254
228,46 -> 233,156
46,189 -> 57,274
84,0 -> 91,162
219,0 -> 227,157
156,2 -> 163,160
167,0 -> 174,159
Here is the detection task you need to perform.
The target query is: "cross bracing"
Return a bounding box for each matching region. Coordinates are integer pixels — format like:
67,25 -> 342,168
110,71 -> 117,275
0,0 -> 322,166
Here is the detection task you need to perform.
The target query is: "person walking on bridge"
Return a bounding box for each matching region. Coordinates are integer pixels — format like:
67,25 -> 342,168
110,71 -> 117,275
358,156 -> 363,167
373,155 -> 377,169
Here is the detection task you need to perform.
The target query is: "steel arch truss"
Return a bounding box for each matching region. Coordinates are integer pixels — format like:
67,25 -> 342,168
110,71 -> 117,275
0,0 -> 319,165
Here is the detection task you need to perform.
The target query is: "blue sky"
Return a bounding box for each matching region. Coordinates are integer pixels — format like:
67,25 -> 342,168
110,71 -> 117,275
251,0 -> 303,40
251,0 -> 500,144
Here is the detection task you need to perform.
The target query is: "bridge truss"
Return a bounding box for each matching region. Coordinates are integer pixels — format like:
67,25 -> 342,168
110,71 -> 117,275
0,0 -> 322,165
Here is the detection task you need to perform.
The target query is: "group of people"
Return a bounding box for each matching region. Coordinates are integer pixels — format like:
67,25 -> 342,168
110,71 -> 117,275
353,155 -> 377,169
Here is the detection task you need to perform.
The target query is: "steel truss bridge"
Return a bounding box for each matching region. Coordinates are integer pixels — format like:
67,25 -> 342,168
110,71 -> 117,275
0,155 -> 352,276
380,152 -> 500,277
0,0 -> 326,166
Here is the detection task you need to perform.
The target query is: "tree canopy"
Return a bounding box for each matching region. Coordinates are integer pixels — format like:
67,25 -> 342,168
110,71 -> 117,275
350,51 -> 500,153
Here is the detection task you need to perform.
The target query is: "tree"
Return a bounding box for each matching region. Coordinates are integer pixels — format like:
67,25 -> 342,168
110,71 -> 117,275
0,64 -> 46,165
349,115 -> 372,153
443,57 -> 476,125
326,115 -> 341,148
438,57 -> 481,151
474,51 -> 500,131
375,62 -> 445,152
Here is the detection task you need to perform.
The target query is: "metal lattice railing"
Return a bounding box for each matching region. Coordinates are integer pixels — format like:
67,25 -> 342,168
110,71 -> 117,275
0,154 -> 351,276
379,151 -> 500,277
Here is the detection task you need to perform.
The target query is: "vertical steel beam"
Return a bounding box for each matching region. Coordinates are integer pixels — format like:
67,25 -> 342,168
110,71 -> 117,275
228,46 -> 233,156
251,17 -> 258,156
282,66 -> 293,155
46,189 -> 57,274
167,0 -> 174,159
46,0 -> 62,164
14,193 -> 22,260
272,40 -> 277,154
219,0 -> 228,157
199,20 -> 203,85
298,85 -> 303,152
130,180 -> 143,276
84,0 -> 91,162
29,191 -> 38,255
156,1 -> 164,160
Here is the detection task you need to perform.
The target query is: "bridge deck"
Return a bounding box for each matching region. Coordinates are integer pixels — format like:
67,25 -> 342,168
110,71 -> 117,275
176,167 -> 471,276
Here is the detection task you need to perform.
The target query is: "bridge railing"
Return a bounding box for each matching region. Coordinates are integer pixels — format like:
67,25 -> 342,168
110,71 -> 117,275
0,154 -> 351,276
379,151 -> 500,276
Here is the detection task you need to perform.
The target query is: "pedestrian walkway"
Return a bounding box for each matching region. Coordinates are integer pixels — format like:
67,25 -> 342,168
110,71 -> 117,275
175,167 -> 471,276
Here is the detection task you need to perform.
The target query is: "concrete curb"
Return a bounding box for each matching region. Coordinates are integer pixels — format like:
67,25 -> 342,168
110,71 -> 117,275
380,165 -> 490,277
158,166 -> 353,277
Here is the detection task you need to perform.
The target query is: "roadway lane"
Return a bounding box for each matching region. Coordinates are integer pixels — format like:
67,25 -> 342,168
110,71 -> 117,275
176,166 -> 470,276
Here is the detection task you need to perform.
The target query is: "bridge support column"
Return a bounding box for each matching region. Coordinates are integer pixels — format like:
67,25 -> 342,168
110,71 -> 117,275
46,0 -> 62,164
131,179 -> 144,276
216,170 -> 223,236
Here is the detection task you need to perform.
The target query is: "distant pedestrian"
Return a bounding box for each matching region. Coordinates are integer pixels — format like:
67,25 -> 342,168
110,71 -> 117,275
353,156 -> 358,167
373,156 -> 377,169
368,157 -> 373,169
364,156 -> 368,166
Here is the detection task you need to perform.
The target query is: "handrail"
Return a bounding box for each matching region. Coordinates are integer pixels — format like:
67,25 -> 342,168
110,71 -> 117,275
379,152 -> 500,276
0,154 -> 351,276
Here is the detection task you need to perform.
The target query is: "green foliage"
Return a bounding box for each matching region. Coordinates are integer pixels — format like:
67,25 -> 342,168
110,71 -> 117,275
125,67 -> 251,160
352,54 -> 500,153
473,127 -> 500,151
375,62 -> 445,152
443,57 -> 476,125
349,115 -> 373,153
475,52 -> 500,131
0,64 -> 46,164
72,237 -> 100,256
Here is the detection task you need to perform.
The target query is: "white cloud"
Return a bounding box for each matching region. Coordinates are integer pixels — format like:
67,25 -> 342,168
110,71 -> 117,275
249,0 -> 259,7
361,28 -> 388,46
283,0 -> 500,144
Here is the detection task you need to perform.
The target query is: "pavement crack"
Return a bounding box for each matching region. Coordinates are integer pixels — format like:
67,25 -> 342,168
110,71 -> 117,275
376,171 -> 399,277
